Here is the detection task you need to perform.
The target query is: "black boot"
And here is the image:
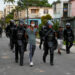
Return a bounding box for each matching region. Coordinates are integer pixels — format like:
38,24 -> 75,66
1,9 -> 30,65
50,54 -> 54,66
20,53 -> 24,66
43,55 -> 46,63
15,59 -> 18,63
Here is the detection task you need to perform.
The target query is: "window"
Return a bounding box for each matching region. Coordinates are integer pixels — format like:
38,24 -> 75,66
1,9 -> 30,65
31,9 -> 36,13
11,7 -> 13,8
54,4 -> 56,14
44,9 -> 48,14
63,3 -> 68,17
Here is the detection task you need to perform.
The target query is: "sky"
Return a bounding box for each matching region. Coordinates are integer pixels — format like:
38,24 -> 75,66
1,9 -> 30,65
0,0 -> 57,11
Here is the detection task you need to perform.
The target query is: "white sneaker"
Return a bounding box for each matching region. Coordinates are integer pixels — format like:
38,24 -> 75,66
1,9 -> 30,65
30,62 -> 34,67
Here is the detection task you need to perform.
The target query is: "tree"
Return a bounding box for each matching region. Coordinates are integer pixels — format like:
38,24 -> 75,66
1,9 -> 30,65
4,0 -> 15,3
18,0 -> 51,8
39,14 -> 52,31
5,12 -> 14,23
41,14 -> 52,25
52,20 -> 59,31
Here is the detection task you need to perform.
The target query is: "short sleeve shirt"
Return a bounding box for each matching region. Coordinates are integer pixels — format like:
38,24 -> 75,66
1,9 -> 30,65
26,27 -> 38,45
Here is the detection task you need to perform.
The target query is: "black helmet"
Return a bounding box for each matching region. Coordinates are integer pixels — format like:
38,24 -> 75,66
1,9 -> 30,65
19,19 -> 24,25
66,23 -> 71,26
10,19 -> 15,25
46,20 -> 53,26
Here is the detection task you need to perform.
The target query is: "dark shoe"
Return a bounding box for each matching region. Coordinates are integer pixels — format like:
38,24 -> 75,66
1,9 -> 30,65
20,62 -> 23,66
58,51 -> 61,55
15,60 -> 18,63
50,63 -> 54,66
66,52 -> 70,54
39,45 -> 41,49
43,56 -> 46,63
12,50 -> 15,53
20,64 -> 23,66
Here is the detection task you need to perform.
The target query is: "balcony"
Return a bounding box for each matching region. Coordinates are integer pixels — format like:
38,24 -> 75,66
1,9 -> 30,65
28,14 -> 40,18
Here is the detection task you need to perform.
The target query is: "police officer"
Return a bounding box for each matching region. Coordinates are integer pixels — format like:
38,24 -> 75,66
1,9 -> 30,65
43,20 -> 57,66
14,19 -> 26,66
8,20 -> 16,50
64,23 -> 74,54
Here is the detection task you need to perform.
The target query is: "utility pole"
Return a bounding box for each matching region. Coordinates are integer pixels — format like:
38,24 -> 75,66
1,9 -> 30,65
25,3 -> 29,25
27,6 -> 28,25
9,2 -> 10,14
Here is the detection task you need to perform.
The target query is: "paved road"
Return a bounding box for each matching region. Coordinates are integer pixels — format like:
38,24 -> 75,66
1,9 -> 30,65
0,32 -> 75,75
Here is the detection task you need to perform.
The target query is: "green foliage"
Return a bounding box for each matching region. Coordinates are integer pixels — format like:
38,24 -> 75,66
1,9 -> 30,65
41,14 -> 52,25
18,0 -> 52,9
5,13 -> 14,23
52,20 -> 59,31
0,20 -> 2,24
39,23 -> 44,31
4,0 -> 14,3
0,20 -> 5,29
39,14 -> 52,31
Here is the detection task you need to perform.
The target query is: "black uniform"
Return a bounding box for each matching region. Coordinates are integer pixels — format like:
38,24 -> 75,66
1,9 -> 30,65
9,25 -> 17,50
14,25 -> 26,66
5,25 -> 10,37
43,28 -> 57,65
39,26 -> 46,49
64,28 -> 74,54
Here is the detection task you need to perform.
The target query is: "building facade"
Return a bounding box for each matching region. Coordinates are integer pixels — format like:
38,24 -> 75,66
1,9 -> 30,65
53,0 -> 70,19
4,5 -> 16,17
0,11 -> 3,19
69,0 -> 75,17
14,6 -> 54,25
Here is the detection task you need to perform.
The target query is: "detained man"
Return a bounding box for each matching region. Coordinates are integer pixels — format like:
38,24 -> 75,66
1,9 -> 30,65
26,22 -> 38,67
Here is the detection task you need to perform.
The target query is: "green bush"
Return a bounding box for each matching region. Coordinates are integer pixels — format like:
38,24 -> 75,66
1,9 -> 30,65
53,20 -> 59,31
39,14 -> 52,31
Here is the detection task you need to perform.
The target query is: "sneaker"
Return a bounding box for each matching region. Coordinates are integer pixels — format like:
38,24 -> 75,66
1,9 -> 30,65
30,62 -> 34,67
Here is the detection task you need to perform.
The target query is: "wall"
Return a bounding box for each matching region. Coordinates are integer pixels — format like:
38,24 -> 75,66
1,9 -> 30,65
0,11 -> 3,19
71,1 -> 75,17
26,7 -> 54,18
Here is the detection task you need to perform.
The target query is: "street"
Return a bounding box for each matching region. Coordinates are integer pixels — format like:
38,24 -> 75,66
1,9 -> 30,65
0,32 -> 75,75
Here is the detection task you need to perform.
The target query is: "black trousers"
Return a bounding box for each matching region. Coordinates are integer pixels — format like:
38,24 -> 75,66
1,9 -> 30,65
39,38 -> 43,49
66,41 -> 73,53
15,44 -> 24,66
24,42 -> 28,51
10,38 -> 15,50
43,47 -> 54,64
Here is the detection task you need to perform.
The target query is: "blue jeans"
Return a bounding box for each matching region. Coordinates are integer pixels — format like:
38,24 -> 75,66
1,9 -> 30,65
29,44 -> 36,62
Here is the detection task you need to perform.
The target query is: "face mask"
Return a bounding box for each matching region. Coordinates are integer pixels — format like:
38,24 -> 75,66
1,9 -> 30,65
49,25 -> 52,28
31,24 -> 35,27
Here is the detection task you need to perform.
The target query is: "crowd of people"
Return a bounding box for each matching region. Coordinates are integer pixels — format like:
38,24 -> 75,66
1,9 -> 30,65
5,19 -> 74,67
